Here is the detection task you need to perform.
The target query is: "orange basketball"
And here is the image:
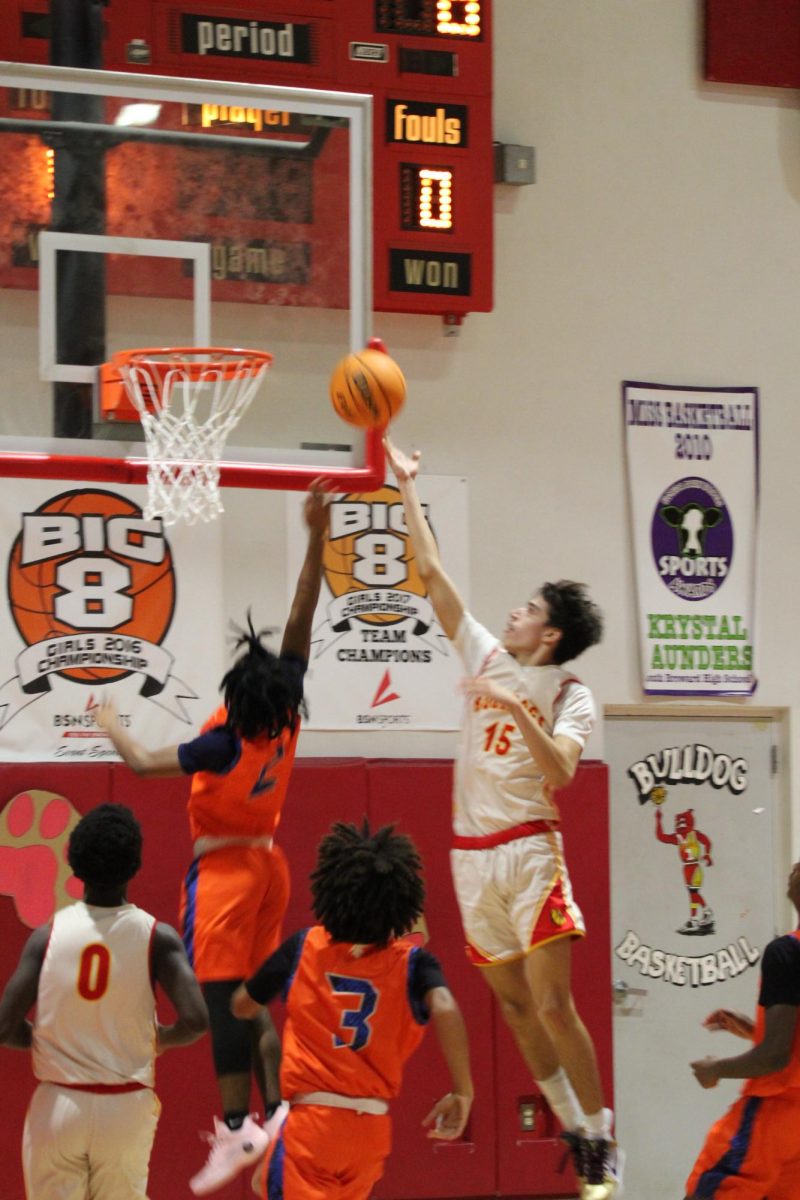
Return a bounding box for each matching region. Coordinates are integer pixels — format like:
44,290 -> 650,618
329,348 -> 406,429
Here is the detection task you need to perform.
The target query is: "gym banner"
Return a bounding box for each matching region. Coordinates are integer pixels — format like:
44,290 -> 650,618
0,481 -> 223,761
624,382 -> 759,696
287,477 -> 468,729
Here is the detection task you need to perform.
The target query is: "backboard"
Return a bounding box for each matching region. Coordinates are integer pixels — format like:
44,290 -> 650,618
0,59 -> 384,492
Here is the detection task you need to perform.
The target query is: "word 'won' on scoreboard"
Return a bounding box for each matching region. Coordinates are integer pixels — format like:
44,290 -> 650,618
3,0 -> 493,320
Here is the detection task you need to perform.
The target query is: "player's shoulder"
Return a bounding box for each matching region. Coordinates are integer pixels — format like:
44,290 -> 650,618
152,920 -> 183,949
763,932 -> 800,969
770,930 -> 800,948
457,609 -> 498,639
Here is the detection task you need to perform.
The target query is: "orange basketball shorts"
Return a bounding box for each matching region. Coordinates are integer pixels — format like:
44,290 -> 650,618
260,1105 -> 391,1200
686,1091 -> 800,1199
180,843 -> 290,982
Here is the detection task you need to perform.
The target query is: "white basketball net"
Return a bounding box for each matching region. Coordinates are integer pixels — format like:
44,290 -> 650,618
119,350 -> 272,525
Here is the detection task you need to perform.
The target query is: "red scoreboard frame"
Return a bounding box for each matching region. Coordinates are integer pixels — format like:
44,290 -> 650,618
3,0 -> 493,318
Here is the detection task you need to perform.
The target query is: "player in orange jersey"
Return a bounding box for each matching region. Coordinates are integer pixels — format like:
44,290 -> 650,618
96,482 -> 331,1196
685,859 -> 800,1198
232,819 -> 474,1200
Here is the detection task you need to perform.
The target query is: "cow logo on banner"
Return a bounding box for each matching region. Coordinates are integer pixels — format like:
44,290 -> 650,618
1,488 -> 193,730
653,477 -> 733,602
624,382 -> 758,695
289,479 -> 467,730
615,742 -> 761,988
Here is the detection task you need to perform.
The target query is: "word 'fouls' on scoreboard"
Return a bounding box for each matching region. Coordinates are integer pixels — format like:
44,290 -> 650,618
3,0 -> 493,321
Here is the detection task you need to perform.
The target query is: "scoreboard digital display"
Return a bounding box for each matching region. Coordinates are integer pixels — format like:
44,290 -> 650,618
2,0 -> 493,318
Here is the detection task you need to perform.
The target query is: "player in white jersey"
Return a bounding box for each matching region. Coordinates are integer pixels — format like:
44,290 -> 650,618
0,803 -> 208,1200
385,438 -> 622,1200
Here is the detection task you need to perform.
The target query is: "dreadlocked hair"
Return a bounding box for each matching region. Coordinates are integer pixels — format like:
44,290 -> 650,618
67,803 -> 142,890
220,612 -> 307,741
311,820 -> 425,947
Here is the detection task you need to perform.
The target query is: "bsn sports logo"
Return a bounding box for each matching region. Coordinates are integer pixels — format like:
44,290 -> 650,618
371,670 -> 400,708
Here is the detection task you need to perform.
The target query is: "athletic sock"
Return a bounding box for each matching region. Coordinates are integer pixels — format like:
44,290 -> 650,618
535,1067 -> 585,1132
583,1108 -> 611,1138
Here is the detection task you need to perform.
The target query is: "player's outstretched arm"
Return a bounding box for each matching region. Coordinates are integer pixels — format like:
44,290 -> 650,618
0,925 -> 49,1049
230,983 -> 263,1020
691,1004 -> 797,1087
703,1008 -> 755,1039
152,923 -> 208,1051
383,437 -> 465,641
94,697 -> 183,777
231,936 -> 296,1020
281,478 -> 331,661
422,986 -> 473,1140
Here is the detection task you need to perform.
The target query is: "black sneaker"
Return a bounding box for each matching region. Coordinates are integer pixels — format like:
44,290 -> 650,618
580,1134 -> 625,1199
558,1128 -> 586,1183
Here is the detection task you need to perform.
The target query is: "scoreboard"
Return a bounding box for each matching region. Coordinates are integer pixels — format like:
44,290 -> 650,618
3,0 -> 493,318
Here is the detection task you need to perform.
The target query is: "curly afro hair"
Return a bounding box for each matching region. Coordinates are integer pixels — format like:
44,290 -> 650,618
221,613 -> 307,741
311,820 -> 425,947
67,803 -> 142,890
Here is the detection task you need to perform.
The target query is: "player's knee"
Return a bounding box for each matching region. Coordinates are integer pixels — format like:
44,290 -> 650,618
535,991 -> 576,1036
498,993 -> 535,1031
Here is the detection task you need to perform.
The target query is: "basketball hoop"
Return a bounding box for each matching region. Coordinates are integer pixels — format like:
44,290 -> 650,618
111,347 -> 273,526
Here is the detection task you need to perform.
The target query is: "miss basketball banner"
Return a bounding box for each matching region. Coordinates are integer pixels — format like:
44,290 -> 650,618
623,382 -> 759,695
286,477 -> 468,729
0,480 -> 224,761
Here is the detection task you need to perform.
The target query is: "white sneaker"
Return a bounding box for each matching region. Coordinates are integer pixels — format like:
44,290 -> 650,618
190,1115 -> 270,1196
250,1105 -> 289,1197
264,1101 -> 289,1142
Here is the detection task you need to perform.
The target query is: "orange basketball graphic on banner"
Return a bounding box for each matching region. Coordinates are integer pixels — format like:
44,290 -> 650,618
323,485 -> 428,628
7,489 -> 175,684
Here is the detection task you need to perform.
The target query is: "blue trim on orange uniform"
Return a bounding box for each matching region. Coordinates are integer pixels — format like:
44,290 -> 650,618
695,1095 -> 762,1197
283,929 -> 309,1001
222,738 -> 242,776
266,1126 -> 286,1199
181,857 -> 201,967
407,947 -> 429,1025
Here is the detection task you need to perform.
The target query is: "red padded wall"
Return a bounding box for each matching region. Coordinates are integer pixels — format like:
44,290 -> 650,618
0,758 -> 610,1200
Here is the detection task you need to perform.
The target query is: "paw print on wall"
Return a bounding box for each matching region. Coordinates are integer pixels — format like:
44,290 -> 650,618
0,791 -> 83,928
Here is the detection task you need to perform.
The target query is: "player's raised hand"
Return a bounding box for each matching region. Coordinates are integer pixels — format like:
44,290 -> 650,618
703,1009 -> 754,1039
461,676 -> 517,710
422,1091 -> 471,1140
304,477 -> 333,532
383,435 -> 421,484
94,696 -> 119,733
